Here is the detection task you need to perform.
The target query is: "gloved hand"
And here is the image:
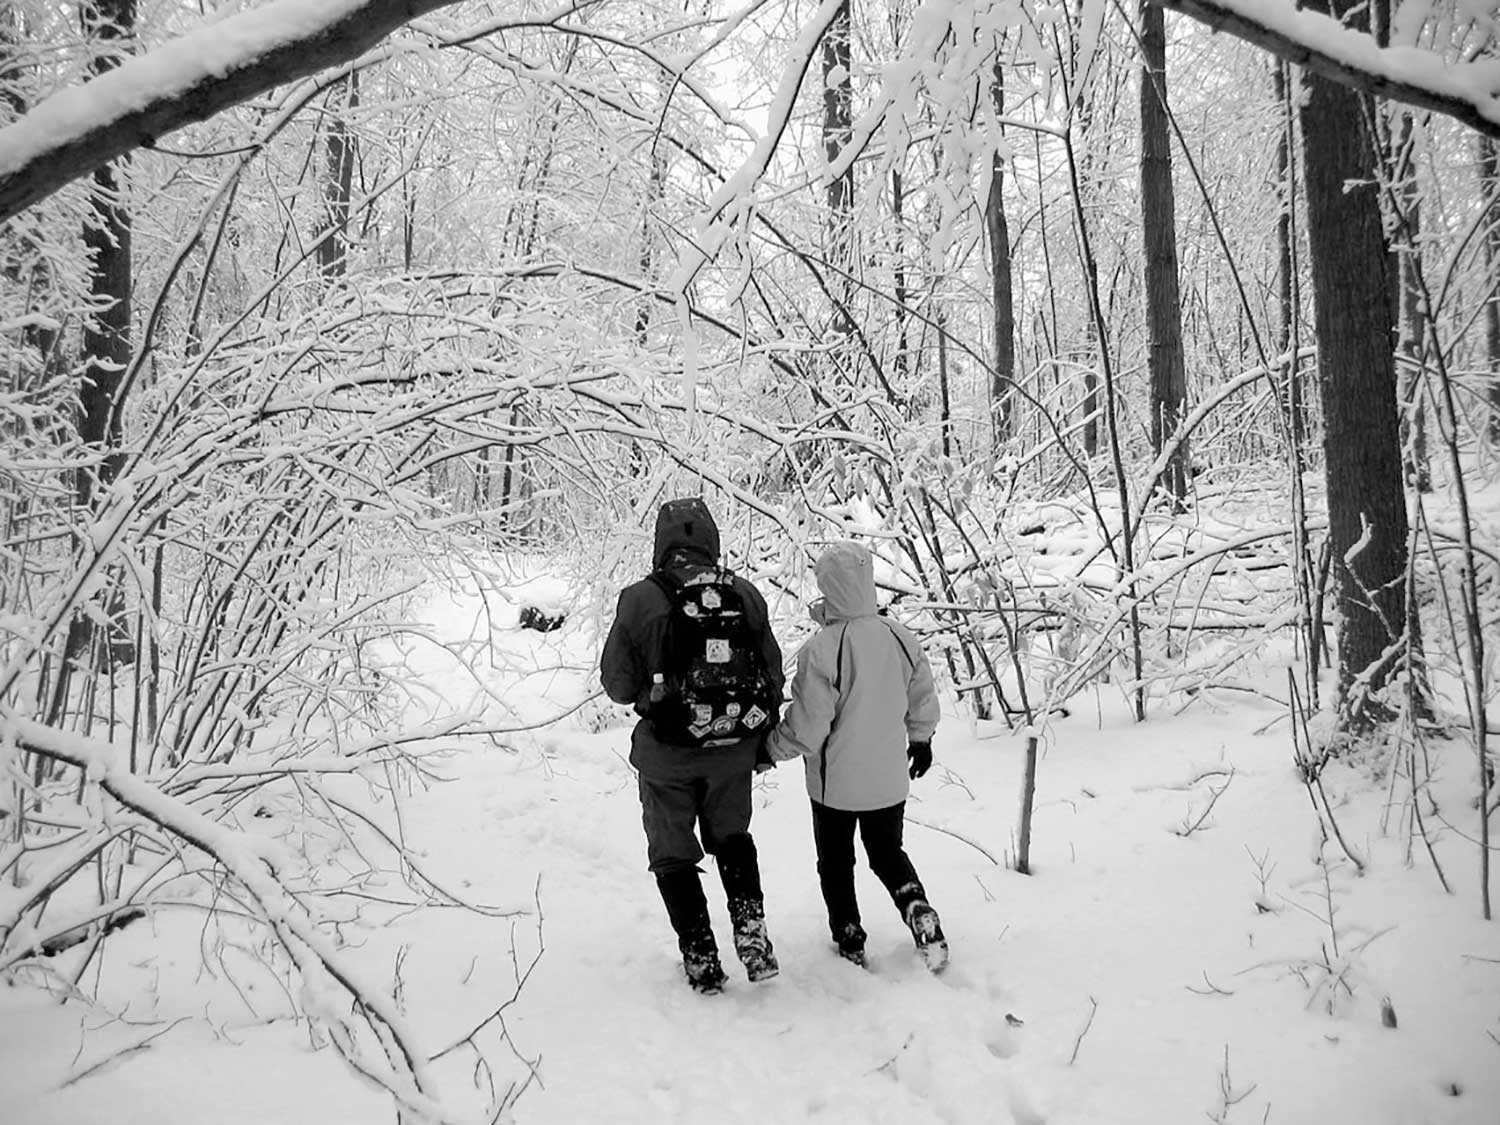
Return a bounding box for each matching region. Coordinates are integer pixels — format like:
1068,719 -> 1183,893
907,740 -> 932,780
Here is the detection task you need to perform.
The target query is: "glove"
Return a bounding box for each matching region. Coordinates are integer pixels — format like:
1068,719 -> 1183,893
907,740 -> 932,780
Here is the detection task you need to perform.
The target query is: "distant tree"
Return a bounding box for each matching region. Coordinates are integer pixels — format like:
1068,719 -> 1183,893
986,60 -> 1016,448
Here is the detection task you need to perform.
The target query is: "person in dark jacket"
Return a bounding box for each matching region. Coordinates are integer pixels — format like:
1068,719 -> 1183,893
599,498 -> 785,993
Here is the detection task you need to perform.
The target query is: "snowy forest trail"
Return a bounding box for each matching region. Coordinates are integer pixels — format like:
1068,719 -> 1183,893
4,564 -> 1498,1125
379,570 -> 1498,1125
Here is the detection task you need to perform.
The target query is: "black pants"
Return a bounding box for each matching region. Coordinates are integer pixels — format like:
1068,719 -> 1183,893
810,800 -> 927,939
639,766 -> 752,875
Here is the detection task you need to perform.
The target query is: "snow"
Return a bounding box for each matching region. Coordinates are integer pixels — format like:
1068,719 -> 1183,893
0,1 -> 387,180
4,561 -> 1495,1125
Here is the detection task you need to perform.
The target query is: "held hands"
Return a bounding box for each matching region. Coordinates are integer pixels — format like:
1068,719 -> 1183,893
907,740 -> 932,780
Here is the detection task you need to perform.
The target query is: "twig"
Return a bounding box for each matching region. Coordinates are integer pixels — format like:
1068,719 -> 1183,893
905,816 -> 998,866
1173,769 -> 1236,837
870,1032 -> 916,1076
1068,996 -> 1099,1065
1186,971 -> 1235,997
61,1017 -> 191,1088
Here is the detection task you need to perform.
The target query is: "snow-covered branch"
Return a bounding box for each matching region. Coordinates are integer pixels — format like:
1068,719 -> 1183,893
0,0 -> 471,222
5,716 -> 462,1122
1147,0 -> 1500,138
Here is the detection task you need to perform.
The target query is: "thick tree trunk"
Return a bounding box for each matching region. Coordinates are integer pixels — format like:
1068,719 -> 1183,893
1298,0 -> 1408,729
1139,2 -> 1188,505
986,62 -> 1016,449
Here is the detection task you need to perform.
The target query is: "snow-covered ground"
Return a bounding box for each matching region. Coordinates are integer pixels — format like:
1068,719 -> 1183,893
3,564 -> 1496,1124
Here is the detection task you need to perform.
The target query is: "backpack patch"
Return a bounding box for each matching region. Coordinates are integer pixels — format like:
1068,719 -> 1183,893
650,568 -> 776,748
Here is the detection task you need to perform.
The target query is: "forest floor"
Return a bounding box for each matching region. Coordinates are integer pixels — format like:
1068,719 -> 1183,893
2,561 -> 1498,1124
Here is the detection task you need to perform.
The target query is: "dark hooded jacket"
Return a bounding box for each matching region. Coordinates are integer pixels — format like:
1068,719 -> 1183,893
599,499 -> 784,776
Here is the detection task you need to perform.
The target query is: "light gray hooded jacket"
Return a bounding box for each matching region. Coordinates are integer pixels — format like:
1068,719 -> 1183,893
767,542 -> 940,811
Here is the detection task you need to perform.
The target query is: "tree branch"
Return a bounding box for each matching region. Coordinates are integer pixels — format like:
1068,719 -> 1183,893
0,0 -> 473,222
1147,0 -> 1500,139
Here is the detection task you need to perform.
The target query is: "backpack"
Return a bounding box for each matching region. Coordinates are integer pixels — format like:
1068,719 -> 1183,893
648,567 -> 777,748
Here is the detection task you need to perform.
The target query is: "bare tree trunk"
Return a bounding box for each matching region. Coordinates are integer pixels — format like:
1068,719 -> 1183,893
822,0 -> 855,341
892,166 -> 910,383
77,0 -> 135,511
1298,0 -> 1409,731
1481,134 -> 1500,443
635,145 -> 667,344
1138,2 -> 1188,506
986,61 -> 1016,449
316,73 -> 359,281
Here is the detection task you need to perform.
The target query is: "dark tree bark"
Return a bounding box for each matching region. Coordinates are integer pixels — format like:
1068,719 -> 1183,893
316,73 -> 359,282
1138,2 -> 1188,505
77,0 -> 135,510
822,0 -> 854,339
1272,60 -> 1303,435
1298,0 -> 1409,729
986,61 -> 1016,448
1481,135 -> 1500,443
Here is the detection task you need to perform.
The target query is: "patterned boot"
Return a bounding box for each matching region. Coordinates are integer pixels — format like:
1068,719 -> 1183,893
718,834 -> 779,982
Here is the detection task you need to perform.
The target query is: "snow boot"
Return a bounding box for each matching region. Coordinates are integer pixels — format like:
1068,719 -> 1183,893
833,922 -> 868,969
683,943 -> 728,994
729,903 -> 779,982
904,900 -> 949,974
717,834 -> 778,982
657,868 -> 727,994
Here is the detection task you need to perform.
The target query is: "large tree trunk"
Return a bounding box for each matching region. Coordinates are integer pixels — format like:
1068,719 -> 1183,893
986,61 -> 1016,449
1138,2 -> 1188,505
1298,0 -> 1409,730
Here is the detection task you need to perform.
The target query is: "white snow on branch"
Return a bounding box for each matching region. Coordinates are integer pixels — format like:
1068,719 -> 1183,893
0,0 -> 376,180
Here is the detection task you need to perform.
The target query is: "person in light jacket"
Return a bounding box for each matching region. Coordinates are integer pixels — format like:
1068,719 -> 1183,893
766,541 -> 948,971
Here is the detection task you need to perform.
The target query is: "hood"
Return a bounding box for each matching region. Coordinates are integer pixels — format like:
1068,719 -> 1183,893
814,541 -> 879,621
652,498 -> 721,570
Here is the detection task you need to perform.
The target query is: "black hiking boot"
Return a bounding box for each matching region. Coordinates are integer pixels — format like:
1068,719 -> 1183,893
833,922 -> 868,969
658,868 -> 727,993
683,946 -> 728,994
904,901 -> 949,973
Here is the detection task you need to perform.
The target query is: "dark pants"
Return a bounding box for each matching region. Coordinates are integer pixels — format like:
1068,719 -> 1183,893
810,799 -> 927,940
641,764 -> 765,958
639,767 -> 752,875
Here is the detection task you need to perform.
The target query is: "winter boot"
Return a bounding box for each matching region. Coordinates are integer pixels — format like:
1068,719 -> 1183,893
657,869 -> 727,994
903,900 -> 949,974
717,834 -> 779,983
833,922 -> 868,969
682,940 -> 728,994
